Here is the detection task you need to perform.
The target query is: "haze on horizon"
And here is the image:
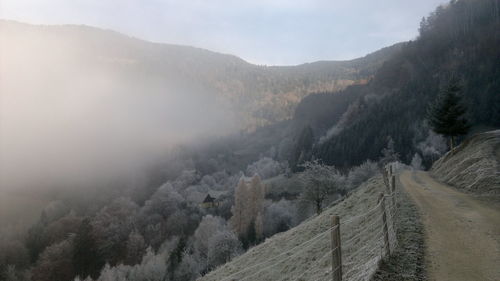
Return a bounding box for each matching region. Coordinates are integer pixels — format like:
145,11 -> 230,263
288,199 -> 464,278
1,0 -> 446,65
0,0 -> 447,192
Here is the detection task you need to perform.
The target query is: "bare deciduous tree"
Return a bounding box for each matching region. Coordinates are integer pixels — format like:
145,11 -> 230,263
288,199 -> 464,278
299,160 -> 341,215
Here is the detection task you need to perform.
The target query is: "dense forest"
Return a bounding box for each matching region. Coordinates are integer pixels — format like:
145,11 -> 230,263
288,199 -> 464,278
305,0 -> 500,168
1,0 -> 499,280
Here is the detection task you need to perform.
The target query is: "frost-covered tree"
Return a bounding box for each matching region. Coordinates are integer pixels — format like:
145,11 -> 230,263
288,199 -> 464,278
347,160 -> 379,189
124,231 -> 146,266
173,253 -> 200,281
138,183 -> 185,249
173,170 -> 199,190
417,129 -> 447,162
230,179 -> 250,237
42,212 -> 82,248
230,175 -> 265,241
94,264 -> 128,281
193,215 -> 227,269
248,176 -> 265,239
91,247 -> 168,281
299,160 -> 342,215
379,136 -> 400,166
207,230 -> 242,269
127,247 -> 168,281
32,238 -> 74,281
254,212 -> 264,241
246,157 -> 285,179
411,153 -> 424,170
142,183 -> 184,220
263,199 -> 296,237
91,198 -> 138,266
165,210 -> 189,237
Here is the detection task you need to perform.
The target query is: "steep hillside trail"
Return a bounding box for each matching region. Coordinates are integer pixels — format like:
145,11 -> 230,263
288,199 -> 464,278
400,170 -> 500,281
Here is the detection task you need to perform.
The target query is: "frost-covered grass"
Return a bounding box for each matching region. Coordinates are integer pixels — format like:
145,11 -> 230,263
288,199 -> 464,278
199,175 -> 394,281
372,178 -> 426,281
431,130 -> 500,195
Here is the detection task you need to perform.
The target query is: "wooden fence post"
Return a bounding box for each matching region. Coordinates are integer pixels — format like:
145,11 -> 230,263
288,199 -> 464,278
331,216 -> 342,281
378,193 -> 390,255
383,168 -> 390,193
391,175 -> 396,207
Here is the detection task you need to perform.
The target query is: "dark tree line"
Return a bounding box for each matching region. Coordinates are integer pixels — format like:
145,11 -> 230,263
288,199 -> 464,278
287,0 -> 500,168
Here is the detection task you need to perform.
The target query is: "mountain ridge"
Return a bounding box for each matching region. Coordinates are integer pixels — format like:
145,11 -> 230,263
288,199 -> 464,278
0,19 -> 403,131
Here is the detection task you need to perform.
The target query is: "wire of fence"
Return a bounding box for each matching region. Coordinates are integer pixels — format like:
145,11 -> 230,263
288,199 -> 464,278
219,224 -> 338,281
215,165 -> 399,281
289,167 -> 399,281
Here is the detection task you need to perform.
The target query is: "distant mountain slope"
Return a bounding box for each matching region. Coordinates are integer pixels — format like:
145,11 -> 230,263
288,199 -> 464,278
431,130 -> 500,195
0,20 -> 401,131
288,0 -> 500,167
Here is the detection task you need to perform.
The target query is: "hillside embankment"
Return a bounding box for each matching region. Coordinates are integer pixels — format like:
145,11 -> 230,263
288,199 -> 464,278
431,130 -> 500,195
200,172 -> 404,281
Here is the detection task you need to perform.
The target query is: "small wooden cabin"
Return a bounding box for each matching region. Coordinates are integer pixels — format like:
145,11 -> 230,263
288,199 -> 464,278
200,194 -> 219,208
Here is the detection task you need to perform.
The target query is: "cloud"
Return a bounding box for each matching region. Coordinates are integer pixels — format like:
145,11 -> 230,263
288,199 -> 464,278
0,24 -> 237,190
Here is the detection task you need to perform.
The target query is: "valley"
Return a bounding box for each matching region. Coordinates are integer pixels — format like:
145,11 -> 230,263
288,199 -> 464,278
1,0 -> 500,280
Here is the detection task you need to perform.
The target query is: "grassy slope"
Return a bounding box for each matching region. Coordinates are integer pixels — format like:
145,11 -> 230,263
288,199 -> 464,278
431,130 -> 500,195
199,175 -> 389,281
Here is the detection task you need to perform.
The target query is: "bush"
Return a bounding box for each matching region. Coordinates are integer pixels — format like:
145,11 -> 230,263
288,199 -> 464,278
347,160 -> 379,189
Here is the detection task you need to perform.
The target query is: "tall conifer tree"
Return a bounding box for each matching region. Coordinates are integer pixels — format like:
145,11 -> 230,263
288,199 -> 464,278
427,81 -> 470,150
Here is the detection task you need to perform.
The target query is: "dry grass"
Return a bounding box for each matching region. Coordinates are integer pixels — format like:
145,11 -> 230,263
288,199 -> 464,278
372,177 -> 426,281
199,175 -> 392,281
431,130 -> 500,195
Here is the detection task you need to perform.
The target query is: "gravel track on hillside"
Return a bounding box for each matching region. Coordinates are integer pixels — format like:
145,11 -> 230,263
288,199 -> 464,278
402,170 -> 500,281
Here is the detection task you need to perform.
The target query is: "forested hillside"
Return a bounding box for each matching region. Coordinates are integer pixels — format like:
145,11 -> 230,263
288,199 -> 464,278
1,1 -> 500,281
290,0 -> 500,168
0,20 -> 399,131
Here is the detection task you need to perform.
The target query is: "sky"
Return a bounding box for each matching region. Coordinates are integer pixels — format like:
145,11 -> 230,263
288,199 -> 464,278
1,0 -> 446,65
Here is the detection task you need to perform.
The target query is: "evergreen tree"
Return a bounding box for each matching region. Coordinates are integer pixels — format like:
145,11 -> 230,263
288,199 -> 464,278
427,81 -> 470,150
124,230 -> 146,266
72,218 -> 103,279
379,136 -> 400,166
291,126 -> 314,172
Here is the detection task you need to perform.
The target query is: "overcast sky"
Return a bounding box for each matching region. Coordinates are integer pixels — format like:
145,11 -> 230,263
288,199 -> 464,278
1,0 -> 446,65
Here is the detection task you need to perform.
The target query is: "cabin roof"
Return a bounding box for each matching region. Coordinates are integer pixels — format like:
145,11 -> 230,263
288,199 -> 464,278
202,194 -> 216,203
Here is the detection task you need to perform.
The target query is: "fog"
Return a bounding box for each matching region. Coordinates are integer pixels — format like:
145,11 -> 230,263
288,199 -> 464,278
0,22 -> 238,191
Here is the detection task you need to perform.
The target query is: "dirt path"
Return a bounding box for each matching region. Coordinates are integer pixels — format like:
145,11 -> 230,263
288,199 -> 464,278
400,170 -> 500,281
